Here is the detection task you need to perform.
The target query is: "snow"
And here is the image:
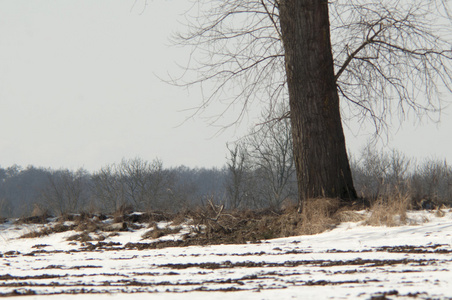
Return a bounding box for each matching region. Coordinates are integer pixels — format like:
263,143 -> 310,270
1,210 -> 452,299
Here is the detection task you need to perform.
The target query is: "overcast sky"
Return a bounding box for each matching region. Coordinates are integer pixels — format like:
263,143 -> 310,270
1,0 -> 451,172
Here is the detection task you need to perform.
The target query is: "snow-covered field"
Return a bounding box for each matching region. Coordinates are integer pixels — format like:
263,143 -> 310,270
1,210 -> 452,299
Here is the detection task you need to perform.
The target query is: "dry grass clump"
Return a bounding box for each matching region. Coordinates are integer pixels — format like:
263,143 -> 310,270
112,204 -> 134,223
112,204 -> 173,225
365,191 -> 411,226
297,198 -> 342,235
141,224 -> 182,240
171,211 -> 190,226
20,229 -> 50,239
66,231 -> 106,243
15,212 -> 51,225
334,210 -> 366,223
75,219 -> 100,232
20,223 -> 76,239
435,205 -> 448,218
66,232 -> 94,242
276,198 -> 364,236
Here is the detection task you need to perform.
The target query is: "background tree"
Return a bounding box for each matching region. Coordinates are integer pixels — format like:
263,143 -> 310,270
225,144 -> 251,209
41,168 -> 91,216
241,106 -> 297,208
92,165 -> 124,213
225,143 -> 274,210
165,166 -> 199,211
116,158 -> 174,211
0,198 -> 12,218
173,0 -> 452,208
351,145 -> 411,199
0,165 -> 50,217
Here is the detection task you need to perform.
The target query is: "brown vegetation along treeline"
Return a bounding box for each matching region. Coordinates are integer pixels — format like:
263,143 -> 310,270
11,195 -> 448,248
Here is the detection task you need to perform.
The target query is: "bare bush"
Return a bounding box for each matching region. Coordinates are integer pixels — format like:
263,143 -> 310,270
410,159 -> 452,207
351,144 -> 451,209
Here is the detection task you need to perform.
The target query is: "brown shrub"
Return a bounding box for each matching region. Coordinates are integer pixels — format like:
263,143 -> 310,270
298,198 -> 341,235
182,199 -> 344,244
112,204 -> 134,223
66,231 -> 93,242
334,210 -> 365,223
365,190 -> 411,226
435,205 -> 447,218
171,210 -> 190,226
19,223 -> 75,239
15,212 -> 51,225
141,225 -> 182,240
75,219 -> 100,232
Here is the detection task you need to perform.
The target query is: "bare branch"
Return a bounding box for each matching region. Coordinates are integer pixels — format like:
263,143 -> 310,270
169,0 -> 452,137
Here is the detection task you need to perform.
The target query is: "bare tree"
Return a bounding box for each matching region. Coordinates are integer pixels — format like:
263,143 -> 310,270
117,158 -> 174,211
142,159 -> 175,211
387,150 -> 411,188
244,108 -> 296,208
351,144 -> 411,199
41,169 -> 90,216
225,144 -> 252,209
166,166 -> 199,211
92,165 -> 124,213
117,158 -> 149,210
171,0 -> 452,208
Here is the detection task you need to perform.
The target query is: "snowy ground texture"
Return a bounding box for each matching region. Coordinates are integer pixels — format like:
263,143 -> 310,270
1,210 -> 452,300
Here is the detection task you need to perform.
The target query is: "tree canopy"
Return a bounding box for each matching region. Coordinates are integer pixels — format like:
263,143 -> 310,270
174,0 -> 452,133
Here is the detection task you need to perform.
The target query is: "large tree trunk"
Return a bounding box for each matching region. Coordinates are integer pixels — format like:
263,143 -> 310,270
279,0 -> 357,207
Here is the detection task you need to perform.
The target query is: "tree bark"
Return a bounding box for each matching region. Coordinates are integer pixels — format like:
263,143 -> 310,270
279,0 -> 357,207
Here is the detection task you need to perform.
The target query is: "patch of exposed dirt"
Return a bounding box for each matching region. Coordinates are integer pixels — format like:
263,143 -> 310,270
0,274 -> 64,281
156,258 -> 436,270
0,289 -> 37,297
374,244 -> 452,254
20,224 -> 76,239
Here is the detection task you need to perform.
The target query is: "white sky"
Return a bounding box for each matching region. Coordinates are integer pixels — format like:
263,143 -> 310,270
1,0 -> 451,172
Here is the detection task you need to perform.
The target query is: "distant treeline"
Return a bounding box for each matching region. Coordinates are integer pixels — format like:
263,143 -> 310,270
0,160 -> 229,218
2,129 -> 452,218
